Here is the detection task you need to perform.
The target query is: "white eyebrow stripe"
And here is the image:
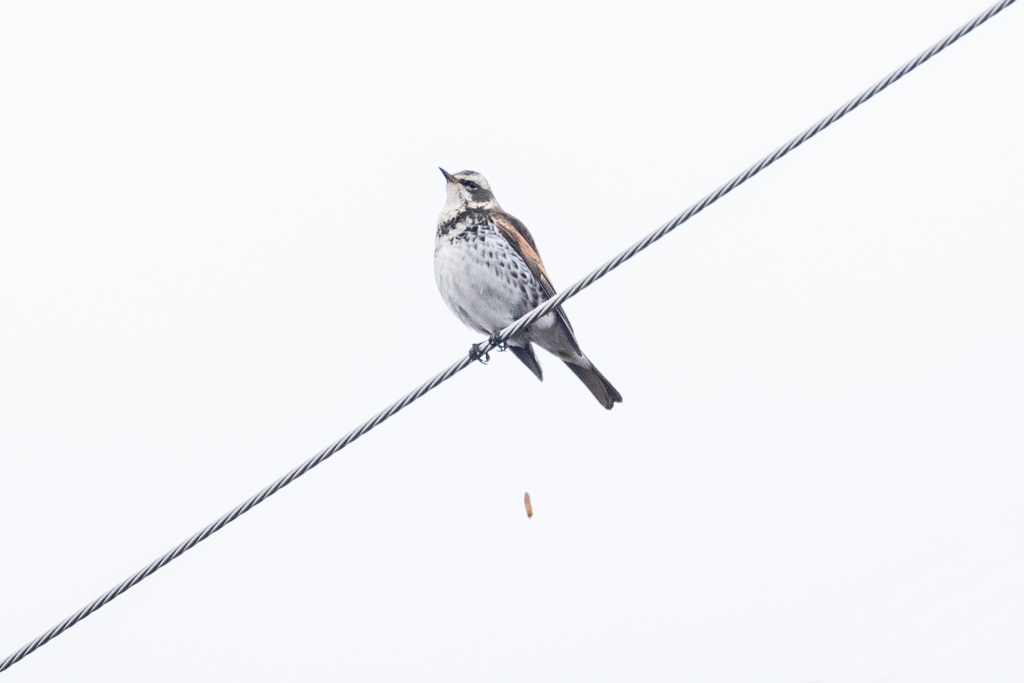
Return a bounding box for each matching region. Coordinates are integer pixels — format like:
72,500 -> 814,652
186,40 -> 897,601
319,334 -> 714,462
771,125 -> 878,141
453,171 -> 490,190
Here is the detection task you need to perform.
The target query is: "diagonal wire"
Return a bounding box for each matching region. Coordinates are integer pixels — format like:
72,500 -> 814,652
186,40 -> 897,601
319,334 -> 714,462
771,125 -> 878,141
1,0 -> 1016,673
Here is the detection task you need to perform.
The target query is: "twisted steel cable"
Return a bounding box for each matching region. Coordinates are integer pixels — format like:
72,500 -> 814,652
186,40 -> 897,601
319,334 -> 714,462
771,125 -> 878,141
1,0 -> 1016,673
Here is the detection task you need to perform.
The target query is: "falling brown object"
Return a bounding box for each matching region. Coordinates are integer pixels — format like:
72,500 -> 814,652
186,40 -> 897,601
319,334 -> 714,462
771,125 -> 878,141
524,492 -> 533,518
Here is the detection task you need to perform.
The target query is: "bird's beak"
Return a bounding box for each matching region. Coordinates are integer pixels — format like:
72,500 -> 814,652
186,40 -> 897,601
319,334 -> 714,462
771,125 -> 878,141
439,167 -> 455,183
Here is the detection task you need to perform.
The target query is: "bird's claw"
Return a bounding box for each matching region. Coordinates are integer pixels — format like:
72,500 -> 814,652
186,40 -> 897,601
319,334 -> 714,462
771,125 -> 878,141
469,342 -> 490,365
469,334 -> 507,364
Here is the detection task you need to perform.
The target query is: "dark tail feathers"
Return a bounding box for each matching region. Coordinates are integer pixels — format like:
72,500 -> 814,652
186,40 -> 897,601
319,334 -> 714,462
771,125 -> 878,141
565,358 -> 622,410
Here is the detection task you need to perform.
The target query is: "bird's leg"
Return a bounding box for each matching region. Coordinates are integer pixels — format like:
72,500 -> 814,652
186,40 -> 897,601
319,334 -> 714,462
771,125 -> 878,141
488,333 -> 508,352
469,332 -> 509,364
468,341 -> 490,365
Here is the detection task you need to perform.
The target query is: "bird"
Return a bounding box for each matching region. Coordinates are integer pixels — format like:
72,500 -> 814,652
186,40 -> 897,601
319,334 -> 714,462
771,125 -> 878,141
434,168 -> 622,409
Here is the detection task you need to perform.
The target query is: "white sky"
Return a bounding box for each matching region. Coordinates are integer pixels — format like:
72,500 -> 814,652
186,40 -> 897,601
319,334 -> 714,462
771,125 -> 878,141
1,1 -> 1022,681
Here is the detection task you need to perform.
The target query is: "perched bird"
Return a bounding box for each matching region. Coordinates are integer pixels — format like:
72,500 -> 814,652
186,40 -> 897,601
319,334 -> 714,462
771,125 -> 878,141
434,168 -> 622,409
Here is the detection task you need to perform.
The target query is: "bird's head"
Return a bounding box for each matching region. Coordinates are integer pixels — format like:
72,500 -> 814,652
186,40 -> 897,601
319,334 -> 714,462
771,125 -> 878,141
439,168 -> 500,212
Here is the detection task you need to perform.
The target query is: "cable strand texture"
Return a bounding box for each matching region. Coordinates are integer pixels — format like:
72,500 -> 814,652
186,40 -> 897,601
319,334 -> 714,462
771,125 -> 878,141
1,0 -> 1015,673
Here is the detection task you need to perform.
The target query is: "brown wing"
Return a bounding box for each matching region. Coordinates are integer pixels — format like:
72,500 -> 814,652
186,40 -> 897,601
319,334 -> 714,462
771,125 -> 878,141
492,211 -> 581,353
492,211 -> 555,297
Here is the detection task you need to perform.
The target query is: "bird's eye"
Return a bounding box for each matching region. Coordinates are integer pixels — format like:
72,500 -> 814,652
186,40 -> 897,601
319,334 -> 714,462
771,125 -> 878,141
463,181 -> 479,190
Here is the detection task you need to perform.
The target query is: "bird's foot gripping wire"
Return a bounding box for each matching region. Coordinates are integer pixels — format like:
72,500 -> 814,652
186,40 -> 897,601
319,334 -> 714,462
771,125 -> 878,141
488,333 -> 508,352
468,342 -> 490,365
469,333 -> 508,365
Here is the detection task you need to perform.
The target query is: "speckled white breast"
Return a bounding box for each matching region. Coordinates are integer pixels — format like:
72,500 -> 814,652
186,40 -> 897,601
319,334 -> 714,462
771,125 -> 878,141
434,218 -> 545,336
